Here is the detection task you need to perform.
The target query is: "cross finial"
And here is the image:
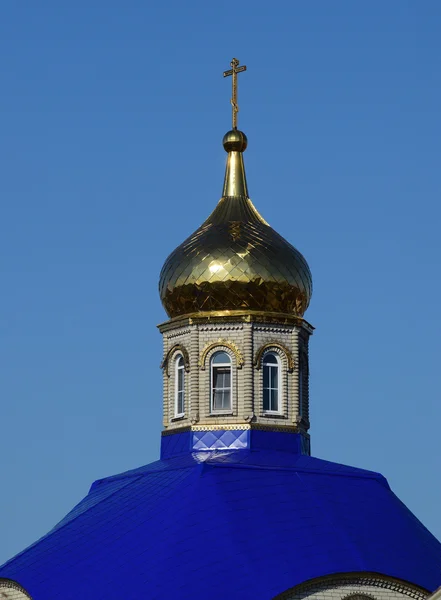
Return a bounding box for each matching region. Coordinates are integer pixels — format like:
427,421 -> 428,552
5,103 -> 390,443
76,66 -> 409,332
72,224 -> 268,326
223,58 -> 247,130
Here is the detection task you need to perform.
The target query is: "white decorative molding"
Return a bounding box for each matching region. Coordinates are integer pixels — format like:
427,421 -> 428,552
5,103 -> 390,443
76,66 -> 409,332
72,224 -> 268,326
166,328 -> 191,340
199,339 -> 245,370
254,326 -> 293,334
199,324 -> 243,332
161,344 -> 190,376
254,342 -> 295,372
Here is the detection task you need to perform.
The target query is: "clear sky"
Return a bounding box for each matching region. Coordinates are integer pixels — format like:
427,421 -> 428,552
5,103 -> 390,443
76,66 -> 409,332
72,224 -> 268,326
1,1 -> 440,565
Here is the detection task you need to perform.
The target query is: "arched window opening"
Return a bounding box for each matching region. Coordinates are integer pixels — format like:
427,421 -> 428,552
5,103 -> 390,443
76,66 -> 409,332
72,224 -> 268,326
211,351 -> 232,412
175,355 -> 185,417
263,352 -> 280,413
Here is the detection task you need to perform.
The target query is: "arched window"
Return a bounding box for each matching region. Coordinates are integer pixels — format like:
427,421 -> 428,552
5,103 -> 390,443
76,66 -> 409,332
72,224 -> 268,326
263,352 -> 280,413
211,351 -> 232,412
175,355 -> 185,417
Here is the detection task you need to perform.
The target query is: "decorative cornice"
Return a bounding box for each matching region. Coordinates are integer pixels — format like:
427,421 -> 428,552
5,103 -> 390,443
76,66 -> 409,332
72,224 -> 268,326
254,342 -> 295,372
199,339 -> 245,370
161,425 -> 192,436
254,326 -> 293,334
161,423 -> 304,436
192,424 -> 250,431
198,324 -> 243,332
273,573 -> 429,600
160,344 -> 190,376
166,328 -> 191,339
158,310 -> 315,332
250,423 -> 302,434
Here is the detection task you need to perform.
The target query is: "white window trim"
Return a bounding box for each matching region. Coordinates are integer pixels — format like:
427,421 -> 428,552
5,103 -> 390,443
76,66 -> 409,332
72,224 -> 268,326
210,351 -> 233,414
174,354 -> 185,419
262,351 -> 283,415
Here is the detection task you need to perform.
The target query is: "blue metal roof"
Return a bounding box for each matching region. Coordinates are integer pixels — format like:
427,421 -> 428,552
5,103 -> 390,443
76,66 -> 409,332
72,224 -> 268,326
1,435 -> 441,599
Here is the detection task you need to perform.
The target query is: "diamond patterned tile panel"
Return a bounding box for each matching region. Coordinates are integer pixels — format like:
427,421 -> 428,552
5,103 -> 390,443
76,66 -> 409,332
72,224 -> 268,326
192,429 -> 249,450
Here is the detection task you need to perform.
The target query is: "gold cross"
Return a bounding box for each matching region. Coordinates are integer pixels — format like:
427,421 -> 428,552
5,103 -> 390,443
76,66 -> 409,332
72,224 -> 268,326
223,58 -> 247,130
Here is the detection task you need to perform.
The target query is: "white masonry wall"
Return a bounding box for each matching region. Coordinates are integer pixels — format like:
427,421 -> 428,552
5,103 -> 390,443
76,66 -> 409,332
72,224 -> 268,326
0,579 -> 32,599
160,319 -> 311,433
275,575 -> 428,600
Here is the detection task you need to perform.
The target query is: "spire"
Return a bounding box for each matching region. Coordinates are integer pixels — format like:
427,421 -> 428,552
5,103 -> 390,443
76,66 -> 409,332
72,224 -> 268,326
222,58 -> 249,198
159,57 -> 312,322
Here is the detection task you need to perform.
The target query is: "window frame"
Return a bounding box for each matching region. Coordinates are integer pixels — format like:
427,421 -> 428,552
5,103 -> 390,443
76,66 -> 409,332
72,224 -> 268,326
174,354 -> 185,418
210,350 -> 233,414
262,351 -> 282,415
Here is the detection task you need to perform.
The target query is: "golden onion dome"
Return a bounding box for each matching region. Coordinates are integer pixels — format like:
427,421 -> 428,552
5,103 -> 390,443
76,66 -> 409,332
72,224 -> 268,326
159,129 -> 312,319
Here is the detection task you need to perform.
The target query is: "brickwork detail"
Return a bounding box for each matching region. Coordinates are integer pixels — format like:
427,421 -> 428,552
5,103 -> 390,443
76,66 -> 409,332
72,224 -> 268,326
161,343 -> 190,375
0,579 -> 32,599
161,328 -> 192,430
274,574 -> 428,600
254,342 -> 290,421
199,343 -> 239,419
199,338 -> 244,369
254,342 -> 295,372
189,326 -> 199,423
242,323 -> 254,420
159,318 -> 312,433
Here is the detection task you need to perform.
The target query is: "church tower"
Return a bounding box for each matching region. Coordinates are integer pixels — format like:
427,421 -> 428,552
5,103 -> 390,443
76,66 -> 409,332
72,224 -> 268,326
159,58 -> 313,456
1,59 -> 441,600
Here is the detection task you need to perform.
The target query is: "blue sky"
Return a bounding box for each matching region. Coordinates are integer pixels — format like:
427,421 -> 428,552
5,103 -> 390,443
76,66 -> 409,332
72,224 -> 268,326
1,1 -> 440,564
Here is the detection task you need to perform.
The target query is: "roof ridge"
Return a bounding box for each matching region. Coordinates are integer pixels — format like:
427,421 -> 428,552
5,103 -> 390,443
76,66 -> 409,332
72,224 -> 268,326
206,460 -> 389,485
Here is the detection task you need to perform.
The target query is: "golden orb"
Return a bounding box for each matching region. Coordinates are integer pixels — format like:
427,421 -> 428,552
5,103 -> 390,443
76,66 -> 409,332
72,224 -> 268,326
223,129 -> 248,152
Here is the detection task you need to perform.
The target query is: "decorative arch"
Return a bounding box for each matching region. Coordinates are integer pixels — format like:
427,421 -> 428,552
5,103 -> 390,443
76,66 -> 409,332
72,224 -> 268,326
161,344 -> 190,376
272,573 -> 428,600
0,579 -> 32,599
199,339 -> 244,370
254,342 -> 294,372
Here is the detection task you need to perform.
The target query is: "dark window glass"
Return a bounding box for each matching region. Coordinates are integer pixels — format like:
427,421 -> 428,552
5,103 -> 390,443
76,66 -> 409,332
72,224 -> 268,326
212,351 -> 230,364
263,387 -> 270,412
265,353 -> 278,364
263,353 -> 279,412
176,356 -> 185,415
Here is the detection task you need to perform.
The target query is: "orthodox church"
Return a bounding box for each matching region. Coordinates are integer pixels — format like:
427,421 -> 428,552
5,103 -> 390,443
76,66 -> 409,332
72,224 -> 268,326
1,59 -> 441,600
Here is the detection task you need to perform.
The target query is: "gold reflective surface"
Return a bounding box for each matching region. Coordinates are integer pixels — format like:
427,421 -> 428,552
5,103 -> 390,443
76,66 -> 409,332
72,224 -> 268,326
223,57 -> 247,129
199,339 -> 245,370
159,129 -> 312,318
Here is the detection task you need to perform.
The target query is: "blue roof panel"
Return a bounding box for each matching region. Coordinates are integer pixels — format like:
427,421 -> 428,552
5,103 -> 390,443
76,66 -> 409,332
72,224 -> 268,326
1,448 -> 440,600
